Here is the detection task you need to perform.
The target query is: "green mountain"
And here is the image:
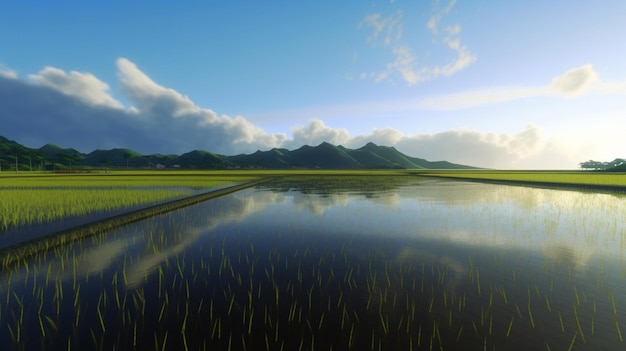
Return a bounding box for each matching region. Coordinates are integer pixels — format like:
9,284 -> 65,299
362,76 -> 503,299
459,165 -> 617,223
349,142 -> 424,169
0,134 -> 476,170
228,141 -> 475,169
0,136 -> 46,170
229,148 -> 294,169
289,142 -> 362,169
39,144 -> 85,164
84,148 -> 144,168
176,150 -> 231,169
231,142 -> 382,169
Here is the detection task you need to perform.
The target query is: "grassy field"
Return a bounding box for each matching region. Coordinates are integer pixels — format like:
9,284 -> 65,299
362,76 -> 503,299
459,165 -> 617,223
1,170 -> 411,231
413,169 -> 626,188
3,168 -> 626,230
0,171 -> 258,230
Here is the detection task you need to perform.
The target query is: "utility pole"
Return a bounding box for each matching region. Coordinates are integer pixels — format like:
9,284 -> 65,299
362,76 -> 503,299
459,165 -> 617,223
15,154 -> 18,174
29,157 -> 32,171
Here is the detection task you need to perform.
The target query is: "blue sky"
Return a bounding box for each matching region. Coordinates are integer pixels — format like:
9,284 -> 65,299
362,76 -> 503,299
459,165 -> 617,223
1,0 -> 625,168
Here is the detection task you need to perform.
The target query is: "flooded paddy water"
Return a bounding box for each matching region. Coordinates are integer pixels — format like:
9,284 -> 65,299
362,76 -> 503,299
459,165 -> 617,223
1,176 -> 626,350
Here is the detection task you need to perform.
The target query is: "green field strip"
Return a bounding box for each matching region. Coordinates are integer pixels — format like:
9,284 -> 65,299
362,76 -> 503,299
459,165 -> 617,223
0,177 -> 273,268
411,171 -> 626,193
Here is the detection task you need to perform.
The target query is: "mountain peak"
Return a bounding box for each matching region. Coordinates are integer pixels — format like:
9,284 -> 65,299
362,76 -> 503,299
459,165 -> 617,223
317,141 -> 335,148
358,142 -> 383,151
1,134 -> 476,170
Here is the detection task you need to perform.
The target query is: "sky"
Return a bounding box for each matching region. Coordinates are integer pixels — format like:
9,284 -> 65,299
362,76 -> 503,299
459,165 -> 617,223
1,0 -> 625,169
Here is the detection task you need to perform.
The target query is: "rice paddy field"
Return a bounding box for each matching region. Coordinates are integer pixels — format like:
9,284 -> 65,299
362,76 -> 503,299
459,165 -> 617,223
416,170 -> 626,190
1,171 -> 626,350
0,172 -> 257,248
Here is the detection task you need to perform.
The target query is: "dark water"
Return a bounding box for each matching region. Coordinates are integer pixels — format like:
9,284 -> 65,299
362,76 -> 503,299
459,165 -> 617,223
1,176 -> 626,350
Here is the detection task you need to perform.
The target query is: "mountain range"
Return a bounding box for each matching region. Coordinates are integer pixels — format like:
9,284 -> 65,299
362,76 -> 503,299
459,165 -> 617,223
0,135 -> 475,170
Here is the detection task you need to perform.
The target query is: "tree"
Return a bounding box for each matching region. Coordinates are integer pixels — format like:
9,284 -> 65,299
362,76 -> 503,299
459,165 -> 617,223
58,153 -> 77,171
580,158 -> 626,170
100,158 -> 110,172
124,152 -> 132,169
579,160 -> 606,170
607,158 -> 626,169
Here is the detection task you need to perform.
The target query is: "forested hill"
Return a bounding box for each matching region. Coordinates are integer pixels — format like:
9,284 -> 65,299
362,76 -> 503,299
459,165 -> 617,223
0,135 -> 476,170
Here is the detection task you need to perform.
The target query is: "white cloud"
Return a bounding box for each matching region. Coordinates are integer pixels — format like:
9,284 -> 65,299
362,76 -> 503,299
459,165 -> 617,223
360,0 -> 474,85
347,127 -> 404,147
388,46 -> 419,84
359,11 -> 403,47
419,86 -> 545,110
221,115 -> 286,147
549,64 -> 598,96
427,0 -> 457,33
1,58 -> 610,169
28,66 -> 124,109
282,120 -> 574,169
437,36 -> 476,76
115,58 -> 287,150
418,64 -> 613,110
393,124 -> 551,168
0,65 -> 17,79
115,58 -> 286,153
283,119 -> 350,149
1,58 -> 286,155
445,24 -> 461,35
117,58 -> 201,117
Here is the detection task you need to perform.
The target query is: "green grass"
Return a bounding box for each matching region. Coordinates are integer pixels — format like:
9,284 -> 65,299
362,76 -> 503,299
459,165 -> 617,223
413,170 -> 626,187
0,171 -> 259,188
0,171 -> 258,229
0,188 -> 191,229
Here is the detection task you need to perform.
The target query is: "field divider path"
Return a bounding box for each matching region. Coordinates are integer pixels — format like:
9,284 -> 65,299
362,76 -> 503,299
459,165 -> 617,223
0,177 -> 275,269
412,172 -> 626,194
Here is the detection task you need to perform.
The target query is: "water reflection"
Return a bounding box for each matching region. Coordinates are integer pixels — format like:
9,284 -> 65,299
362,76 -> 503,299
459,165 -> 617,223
263,177 -> 626,262
0,190 -> 281,291
122,190 -> 284,289
1,176 -> 626,350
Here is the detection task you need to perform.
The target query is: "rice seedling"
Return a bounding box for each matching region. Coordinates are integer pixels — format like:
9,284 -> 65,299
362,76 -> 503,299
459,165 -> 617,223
1,174 -> 626,349
0,173 -> 256,232
416,170 -> 626,189
567,332 -> 578,351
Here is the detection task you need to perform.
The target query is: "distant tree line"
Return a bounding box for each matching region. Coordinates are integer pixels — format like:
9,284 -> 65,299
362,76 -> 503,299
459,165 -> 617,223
579,158 -> 626,170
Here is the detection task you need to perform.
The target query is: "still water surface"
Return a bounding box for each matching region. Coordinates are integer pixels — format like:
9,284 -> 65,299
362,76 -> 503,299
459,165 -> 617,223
1,176 -> 625,350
